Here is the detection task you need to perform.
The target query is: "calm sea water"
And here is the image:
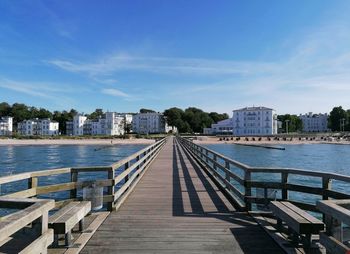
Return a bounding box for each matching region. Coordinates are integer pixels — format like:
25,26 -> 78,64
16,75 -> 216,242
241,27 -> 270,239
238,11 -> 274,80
0,144 -> 147,199
204,143 -> 350,175
204,143 -> 350,207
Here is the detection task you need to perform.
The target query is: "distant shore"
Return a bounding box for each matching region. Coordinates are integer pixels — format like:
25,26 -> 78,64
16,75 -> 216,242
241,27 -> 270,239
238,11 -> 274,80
0,138 -> 155,146
193,136 -> 350,145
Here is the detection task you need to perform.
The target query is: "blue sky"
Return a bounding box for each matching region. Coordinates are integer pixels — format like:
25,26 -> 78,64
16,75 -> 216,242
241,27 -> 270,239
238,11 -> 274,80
1,0 -> 350,115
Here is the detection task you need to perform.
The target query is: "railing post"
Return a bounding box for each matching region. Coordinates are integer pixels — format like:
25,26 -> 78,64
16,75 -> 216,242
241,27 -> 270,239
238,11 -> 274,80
322,176 -> 332,222
244,170 -> 252,211
107,167 -> 115,211
281,172 -> 288,200
206,150 -> 209,164
213,154 -> 217,171
70,170 -> 78,199
225,160 -> 230,189
124,161 -> 130,183
322,177 -> 331,200
136,155 -> 141,170
28,176 -> 38,192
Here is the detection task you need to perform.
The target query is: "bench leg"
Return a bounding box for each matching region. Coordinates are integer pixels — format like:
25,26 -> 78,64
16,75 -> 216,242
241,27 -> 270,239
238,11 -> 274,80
277,218 -> 282,231
79,218 -> 85,232
304,233 -> 312,250
65,231 -> 72,247
53,234 -> 59,247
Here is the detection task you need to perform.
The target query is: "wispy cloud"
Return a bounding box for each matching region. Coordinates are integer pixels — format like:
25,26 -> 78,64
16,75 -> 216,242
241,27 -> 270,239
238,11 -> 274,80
0,78 -> 78,108
101,88 -> 130,98
48,55 -> 276,77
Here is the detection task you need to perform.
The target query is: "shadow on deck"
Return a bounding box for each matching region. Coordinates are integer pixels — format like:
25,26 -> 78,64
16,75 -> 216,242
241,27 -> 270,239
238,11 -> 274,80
172,140 -> 283,254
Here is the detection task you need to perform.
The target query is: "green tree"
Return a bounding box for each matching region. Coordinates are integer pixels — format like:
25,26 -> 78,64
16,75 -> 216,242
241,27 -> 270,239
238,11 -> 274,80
140,108 -> 156,113
277,114 -> 302,133
329,106 -> 347,131
88,108 -> 104,119
209,112 -> 229,123
0,102 -> 11,116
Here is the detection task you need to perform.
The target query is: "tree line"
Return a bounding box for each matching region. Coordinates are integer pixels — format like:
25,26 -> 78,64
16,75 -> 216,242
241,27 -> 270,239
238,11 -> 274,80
0,102 -> 229,134
1,102 -> 349,134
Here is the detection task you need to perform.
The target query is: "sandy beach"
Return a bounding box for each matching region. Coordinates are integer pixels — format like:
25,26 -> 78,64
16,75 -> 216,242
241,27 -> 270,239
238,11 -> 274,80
193,136 -> 350,145
0,138 -> 155,146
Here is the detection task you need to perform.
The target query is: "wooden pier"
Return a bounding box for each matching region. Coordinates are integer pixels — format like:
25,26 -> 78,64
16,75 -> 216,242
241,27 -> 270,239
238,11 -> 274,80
82,137 -> 282,253
1,136 -> 350,253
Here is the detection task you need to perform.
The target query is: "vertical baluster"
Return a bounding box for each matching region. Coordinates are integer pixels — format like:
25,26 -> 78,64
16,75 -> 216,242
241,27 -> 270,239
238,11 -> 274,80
28,177 -> 38,197
225,160 -> 230,189
124,161 -> 130,183
244,170 -> 252,211
281,172 -> 288,200
107,167 -> 115,211
70,170 -> 78,199
213,154 -> 217,171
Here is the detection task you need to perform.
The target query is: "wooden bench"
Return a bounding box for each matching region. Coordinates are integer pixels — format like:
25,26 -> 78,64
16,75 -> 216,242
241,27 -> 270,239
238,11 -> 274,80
269,201 -> 324,249
49,201 -> 91,247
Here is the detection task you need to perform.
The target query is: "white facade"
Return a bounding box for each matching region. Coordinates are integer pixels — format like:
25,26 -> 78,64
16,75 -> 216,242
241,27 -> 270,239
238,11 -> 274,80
91,112 -> 125,136
299,113 -> 329,133
73,115 -> 87,136
132,113 -> 170,134
67,112 -> 127,136
232,106 -> 278,136
18,119 -> 59,136
0,116 -> 13,136
204,118 -> 234,135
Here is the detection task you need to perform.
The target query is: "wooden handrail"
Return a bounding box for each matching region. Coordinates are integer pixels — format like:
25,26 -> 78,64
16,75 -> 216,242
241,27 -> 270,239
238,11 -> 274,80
0,197 -> 55,253
0,138 -> 167,211
177,136 -> 350,213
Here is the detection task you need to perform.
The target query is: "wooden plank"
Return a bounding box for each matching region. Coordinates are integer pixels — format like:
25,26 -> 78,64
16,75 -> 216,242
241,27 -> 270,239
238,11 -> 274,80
19,229 -> 54,254
64,212 -> 109,254
281,202 -> 323,226
317,200 -> 350,226
0,199 -> 55,242
270,201 -> 314,234
49,202 -> 80,223
3,188 -> 37,198
320,232 -> 350,254
36,182 -> 77,195
82,137 -> 282,254
50,201 -> 91,234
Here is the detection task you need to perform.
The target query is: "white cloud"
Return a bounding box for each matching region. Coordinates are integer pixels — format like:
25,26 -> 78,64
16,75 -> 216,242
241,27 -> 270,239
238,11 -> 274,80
101,88 -> 130,98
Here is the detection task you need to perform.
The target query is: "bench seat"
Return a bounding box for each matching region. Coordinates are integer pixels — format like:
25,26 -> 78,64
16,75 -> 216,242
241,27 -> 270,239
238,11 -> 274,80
270,201 -> 324,249
49,201 -> 91,246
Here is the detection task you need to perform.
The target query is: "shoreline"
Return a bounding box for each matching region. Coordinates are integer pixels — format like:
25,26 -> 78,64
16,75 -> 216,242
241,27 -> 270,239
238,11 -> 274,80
0,138 -> 155,146
193,137 -> 350,145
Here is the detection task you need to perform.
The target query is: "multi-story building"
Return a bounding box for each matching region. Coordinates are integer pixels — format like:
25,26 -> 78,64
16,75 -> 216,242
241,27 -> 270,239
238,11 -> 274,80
232,106 -> 278,136
0,116 -> 13,136
66,112 -> 129,136
299,113 -> 329,133
17,118 -> 59,136
132,112 -> 172,134
203,118 -> 234,135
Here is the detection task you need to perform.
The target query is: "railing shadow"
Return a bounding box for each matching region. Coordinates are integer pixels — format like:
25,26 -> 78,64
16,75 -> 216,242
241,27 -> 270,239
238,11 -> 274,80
172,139 -> 282,253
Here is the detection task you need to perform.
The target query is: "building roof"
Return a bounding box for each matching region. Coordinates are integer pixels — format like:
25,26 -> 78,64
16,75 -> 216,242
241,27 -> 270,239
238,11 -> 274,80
233,106 -> 274,112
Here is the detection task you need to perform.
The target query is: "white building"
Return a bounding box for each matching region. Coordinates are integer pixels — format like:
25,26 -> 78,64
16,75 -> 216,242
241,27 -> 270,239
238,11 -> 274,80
203,118 -> 234,135
0,116 -> 13,136
132,112 -> 172,134
18,118 -> 59,136
232,106 -> 278,136
67,112 -> 129,136
299,113 -> 329,133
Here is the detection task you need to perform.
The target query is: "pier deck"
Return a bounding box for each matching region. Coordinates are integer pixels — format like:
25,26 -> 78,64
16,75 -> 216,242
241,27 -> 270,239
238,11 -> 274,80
82,137 -> 282,253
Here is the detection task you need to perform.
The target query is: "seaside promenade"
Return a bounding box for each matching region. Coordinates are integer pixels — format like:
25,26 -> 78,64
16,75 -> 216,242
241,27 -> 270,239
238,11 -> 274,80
82,137 -> 282,253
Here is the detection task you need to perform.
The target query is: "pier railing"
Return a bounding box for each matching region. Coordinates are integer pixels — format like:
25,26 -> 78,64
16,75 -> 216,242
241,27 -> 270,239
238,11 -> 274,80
0,138 -> 166,211
0,197 -> 55,253
177,136 -> 350,213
